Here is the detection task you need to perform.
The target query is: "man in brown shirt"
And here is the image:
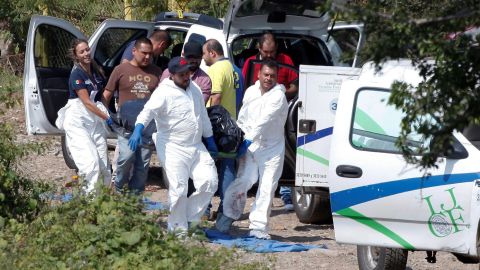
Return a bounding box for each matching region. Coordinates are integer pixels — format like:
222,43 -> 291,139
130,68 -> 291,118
103,37 -> 162,193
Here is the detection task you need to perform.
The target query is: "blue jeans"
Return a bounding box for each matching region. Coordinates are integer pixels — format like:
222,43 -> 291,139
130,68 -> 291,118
280,186 -> 292,205
217,158 -> 236,213
115,135 -> 153,193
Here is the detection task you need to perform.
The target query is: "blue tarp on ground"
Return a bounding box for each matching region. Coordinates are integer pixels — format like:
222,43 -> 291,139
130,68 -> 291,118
143,197 -> 166,211
205,229 -> 327,253
41,193 -> 73,202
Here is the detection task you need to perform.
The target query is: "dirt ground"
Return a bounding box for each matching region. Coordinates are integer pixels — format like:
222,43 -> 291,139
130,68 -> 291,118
19,141 -> 478,269
11,103 -> 478,270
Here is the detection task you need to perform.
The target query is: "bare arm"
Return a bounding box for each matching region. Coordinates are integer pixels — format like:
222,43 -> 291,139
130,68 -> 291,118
102,89 -> 114,107
77,89 -> 109,120
209,93 -> 222,106
285,83 -> 298,100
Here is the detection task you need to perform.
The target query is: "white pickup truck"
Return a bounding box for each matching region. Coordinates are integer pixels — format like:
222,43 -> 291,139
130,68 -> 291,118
297,60 -> 480,269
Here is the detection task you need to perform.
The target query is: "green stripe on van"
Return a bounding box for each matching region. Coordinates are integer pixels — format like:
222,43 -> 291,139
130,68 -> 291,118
337,207 -> 415,250
354,108 -> 387,135
296,148 -> 329,166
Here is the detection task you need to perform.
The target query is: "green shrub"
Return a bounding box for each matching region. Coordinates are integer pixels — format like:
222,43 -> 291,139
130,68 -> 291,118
0,188 -> 242,269
0,70 -> 50,223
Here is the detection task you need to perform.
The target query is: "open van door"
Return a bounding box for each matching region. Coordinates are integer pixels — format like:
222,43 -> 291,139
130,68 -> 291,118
224,0 -> 330,36
23,16 -> 155,135
23,15 -> 87,135
89,20 -> 154,77
328,64 -> 479,267
326,22 -> 364,67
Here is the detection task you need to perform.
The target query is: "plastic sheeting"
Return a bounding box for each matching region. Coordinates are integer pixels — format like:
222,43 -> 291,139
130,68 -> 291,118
205,229 -> 327,253
207,105 -> 244,153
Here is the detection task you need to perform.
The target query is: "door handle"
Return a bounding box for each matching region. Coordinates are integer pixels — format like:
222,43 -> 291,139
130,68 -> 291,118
336,165 -> 363,178
299,119 -> 316,134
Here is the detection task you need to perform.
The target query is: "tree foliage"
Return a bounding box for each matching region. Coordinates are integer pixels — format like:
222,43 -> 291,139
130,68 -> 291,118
0,70 -> 50,223
1,0 -> 229,54
337,0 -> 480,169
187,0 -> 230,18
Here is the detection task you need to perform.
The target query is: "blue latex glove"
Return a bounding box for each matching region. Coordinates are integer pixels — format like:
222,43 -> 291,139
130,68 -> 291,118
237,139 -> 252,157
128,124 -> 144,152
205,136 -> 219,158
105,117 -> 113,126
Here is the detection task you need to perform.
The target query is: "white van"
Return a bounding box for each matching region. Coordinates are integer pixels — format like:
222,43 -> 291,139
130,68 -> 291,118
24,1 -> 364,194
23,12 -> 223,171
297,60 -> 480,269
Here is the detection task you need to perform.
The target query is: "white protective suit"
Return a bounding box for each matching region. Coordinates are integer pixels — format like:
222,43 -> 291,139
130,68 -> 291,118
56,99 -> 111,193
223,81 -> 288,233
135,78 -> 218,232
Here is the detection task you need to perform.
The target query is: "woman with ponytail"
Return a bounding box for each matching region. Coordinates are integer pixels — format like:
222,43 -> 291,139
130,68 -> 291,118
56,39 -> 112,193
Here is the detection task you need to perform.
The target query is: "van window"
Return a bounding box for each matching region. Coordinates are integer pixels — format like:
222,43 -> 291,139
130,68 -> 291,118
94,28 -> 147,68
325,28 -> 360,67
350,88 -> 425,153
231,34 -> 332,69
34,24 -> 76,69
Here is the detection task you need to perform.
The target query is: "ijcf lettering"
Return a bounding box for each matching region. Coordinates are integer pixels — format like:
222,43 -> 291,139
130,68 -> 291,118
423,187 -> 464,238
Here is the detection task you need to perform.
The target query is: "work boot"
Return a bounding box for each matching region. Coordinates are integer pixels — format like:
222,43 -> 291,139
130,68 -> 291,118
249,229 -> 271,240
215,212 -> 233,233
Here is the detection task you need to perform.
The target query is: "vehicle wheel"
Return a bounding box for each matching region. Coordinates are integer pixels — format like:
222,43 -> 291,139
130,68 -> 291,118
160,166 -> 169,190
452,253 -> 479,264
61,136 -> 77,170
357,245 -> 408,270
293,187 -> 332,224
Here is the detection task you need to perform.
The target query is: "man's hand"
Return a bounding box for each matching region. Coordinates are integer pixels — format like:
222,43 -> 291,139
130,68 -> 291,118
128,124 -> 144,151
205,136 -> 219,158
105,117 -> 113,126
237,139 -> 252,157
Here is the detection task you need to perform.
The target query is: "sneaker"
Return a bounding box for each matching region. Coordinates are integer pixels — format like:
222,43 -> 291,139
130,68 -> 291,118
215,212 -> 234,233
249,230 -> 271,240
284,203 -> 294,211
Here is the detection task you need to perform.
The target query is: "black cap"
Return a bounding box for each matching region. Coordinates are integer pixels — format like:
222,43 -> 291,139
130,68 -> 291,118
183,41 -> 203,59
168,56 -> 191,74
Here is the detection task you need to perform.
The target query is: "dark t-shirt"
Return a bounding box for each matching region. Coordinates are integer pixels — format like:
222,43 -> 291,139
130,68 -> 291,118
68,64 -> 105,102
105,62 -> 162,107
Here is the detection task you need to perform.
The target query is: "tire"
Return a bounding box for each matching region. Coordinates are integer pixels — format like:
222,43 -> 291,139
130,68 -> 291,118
160,166 -> 169,190
357,245 -> 408,270
61,136 -> 78,170
293,187 -> 332,224
452,253 -> 479,264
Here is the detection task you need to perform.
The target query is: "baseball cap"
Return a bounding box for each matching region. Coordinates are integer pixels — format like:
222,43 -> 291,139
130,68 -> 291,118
183,41 -> 203,59
168,56 -> 191,74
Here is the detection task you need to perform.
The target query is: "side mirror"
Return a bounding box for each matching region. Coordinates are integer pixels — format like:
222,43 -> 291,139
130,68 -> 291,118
445,138 -> 469,159
430,135 -> 469,160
